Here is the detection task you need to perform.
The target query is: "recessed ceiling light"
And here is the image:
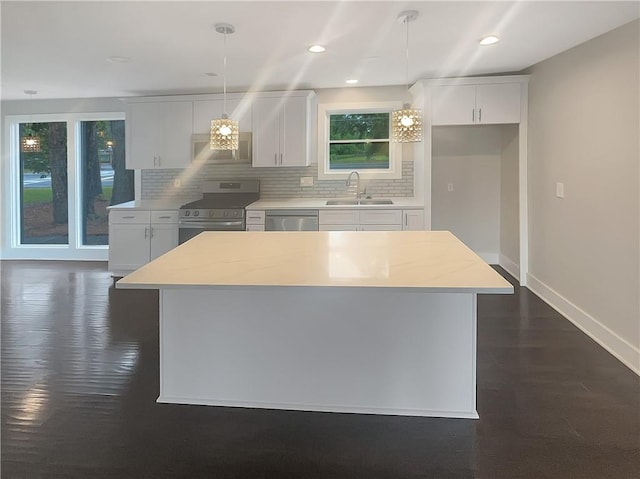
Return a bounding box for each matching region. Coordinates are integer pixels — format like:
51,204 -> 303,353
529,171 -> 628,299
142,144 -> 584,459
308,45 -> 326,53
345,79 -> 358,84
479,35 -> 500,46
107,56 -> 132,63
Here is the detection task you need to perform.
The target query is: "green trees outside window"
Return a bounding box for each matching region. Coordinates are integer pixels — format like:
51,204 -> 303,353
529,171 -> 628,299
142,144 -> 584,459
328,113 -> 390,170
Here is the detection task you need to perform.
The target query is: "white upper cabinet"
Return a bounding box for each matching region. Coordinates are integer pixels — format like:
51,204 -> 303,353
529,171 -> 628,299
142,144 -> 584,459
252,92 -> 313,167
192,97 -> 252,135
126,100 -> 193,169
431,82 -> 521,126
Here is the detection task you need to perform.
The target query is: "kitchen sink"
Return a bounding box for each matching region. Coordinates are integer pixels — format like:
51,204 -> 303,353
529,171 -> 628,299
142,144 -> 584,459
326,199 -> 394,206
358,199 -> 394,205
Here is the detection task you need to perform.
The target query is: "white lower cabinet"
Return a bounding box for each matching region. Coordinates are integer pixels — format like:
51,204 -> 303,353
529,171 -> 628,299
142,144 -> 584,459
319,209 -> 422,231
109,210 -> 178,275
245,210 -> 265,231
403,210 -> 424,230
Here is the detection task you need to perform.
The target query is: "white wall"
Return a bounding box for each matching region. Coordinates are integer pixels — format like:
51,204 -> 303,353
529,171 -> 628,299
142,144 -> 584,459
431,125 -> 503,263
500,125 -> 519,276
526,20 -> 640,373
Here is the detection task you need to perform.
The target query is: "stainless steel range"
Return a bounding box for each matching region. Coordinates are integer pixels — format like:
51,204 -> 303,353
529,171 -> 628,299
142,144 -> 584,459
178,179 -> 260,244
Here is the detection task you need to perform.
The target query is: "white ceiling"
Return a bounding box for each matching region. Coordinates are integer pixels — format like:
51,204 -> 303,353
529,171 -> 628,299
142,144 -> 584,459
1,1 -> 638,100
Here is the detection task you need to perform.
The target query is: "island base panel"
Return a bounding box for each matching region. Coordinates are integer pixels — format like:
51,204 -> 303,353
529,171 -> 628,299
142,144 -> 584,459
158,287 -> 478,418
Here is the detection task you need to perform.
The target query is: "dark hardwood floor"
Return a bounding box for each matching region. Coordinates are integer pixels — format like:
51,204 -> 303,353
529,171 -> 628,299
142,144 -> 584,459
1,260 -> 638,478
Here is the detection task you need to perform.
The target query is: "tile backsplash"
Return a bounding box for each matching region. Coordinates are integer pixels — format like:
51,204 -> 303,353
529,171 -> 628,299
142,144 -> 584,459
141,161 -> 414,203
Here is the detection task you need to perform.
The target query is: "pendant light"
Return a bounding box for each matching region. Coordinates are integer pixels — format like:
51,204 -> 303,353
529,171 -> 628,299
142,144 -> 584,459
210,23 -> 239,151
21,90 -> 41,153
392,11 -> 423,143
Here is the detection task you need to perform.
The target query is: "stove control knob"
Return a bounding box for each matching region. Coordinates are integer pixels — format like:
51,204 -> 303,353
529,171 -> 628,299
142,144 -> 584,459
209,211 -> 215,217
223,211 -> 229,218
185,211 -> 190,216
233,211 -> 239,217
194,211 -> 200,217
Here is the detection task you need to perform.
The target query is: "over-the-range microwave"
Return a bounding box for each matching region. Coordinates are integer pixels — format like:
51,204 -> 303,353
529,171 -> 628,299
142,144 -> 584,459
191,132 -> 252,164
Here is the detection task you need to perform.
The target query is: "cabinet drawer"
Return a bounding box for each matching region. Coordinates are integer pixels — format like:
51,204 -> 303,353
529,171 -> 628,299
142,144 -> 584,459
319,210 -> 359,225
359,210 -> 402,225
150,210 -> 179,224
319,224 -> 358,231
246,210 -> 265,224
246,224 -> 265,231
109,210 -> 151,224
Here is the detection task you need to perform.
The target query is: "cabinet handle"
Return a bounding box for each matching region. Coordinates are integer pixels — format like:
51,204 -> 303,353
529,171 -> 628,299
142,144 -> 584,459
479,108 -> 482,122
472,109 -> 475,123
405,214 -> 408,226
274,153 -> 278,166
280,153 -> 283,165
123,215 -> 135,219
150,227 -> 154,239
144,227 -> 149,239
158,216 -> 171,219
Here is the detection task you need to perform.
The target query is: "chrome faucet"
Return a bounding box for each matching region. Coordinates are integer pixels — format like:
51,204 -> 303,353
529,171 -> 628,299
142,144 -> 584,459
346,171 -> 361,200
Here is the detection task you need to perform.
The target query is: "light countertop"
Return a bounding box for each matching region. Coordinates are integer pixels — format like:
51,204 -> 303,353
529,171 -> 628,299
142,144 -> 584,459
116,230 -> 513,294
109,197 -> 423,211
246,197 -> 424,210
107,199 -> 186,211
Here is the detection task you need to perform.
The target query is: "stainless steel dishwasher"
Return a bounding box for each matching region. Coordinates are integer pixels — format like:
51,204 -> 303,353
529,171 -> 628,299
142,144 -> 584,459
265,210 -> 319,231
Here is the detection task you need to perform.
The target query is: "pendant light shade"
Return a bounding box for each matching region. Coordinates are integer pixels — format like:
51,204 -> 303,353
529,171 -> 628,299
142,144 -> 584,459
21,134 -> 41,153
21,90 -> 41,153
392,11 -> 422,143
210,23 -> 239,151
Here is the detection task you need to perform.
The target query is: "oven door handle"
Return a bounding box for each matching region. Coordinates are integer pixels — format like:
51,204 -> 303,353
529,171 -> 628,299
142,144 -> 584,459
179,220 -> 244,229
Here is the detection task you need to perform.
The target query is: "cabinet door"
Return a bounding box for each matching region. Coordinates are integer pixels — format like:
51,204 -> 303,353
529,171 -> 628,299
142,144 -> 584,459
149,223 -> 178,261
161,101 -> 193,168
319,224 -> 358,231
402,210 -> 424,230
127,101 -> 193,169
252,97 -> 281,167
280,96 -> 309,167
431,85 -> 476,126
193,98 -> 251,135
359,210 -> 402,225
127,103 -> 164,169
319,210 -> 359,225
475,83 -> 521,124
108,223 -> 151,272
359,224 -> 402,231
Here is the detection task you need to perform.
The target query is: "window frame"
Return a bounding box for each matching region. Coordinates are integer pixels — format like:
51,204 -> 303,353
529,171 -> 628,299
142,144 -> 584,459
317,101 -> 403,180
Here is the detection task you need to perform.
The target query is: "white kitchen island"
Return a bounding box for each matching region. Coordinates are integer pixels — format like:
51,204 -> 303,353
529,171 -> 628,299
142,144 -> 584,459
116,230 -> 512,419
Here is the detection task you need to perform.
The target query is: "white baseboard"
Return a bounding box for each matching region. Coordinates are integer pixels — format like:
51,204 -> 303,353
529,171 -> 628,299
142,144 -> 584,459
499,254 -> 520,280
527,273 -> 640,376
479,253 -> 499,264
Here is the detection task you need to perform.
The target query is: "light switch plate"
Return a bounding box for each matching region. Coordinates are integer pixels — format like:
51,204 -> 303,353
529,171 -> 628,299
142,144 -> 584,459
174,178 -> 181,188
556,182 -> 565,198
447,183 -> 454,192
300,177 -> 313,187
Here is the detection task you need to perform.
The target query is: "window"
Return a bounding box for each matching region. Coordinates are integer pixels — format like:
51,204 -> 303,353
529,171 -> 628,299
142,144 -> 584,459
318,101 -> 403,180
329,113 -> 390,170
5,113 -> 132,260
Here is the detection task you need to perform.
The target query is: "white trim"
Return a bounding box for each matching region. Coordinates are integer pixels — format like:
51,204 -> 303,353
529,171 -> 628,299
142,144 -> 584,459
317,101 -> 403,180
527,273 -> 640,376
499,254 -> 520,280
156,396 -> 479,419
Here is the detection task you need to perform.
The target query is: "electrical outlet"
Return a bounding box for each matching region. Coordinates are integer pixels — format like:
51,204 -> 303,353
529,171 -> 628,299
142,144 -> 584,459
556,182 -> 564,198
174,178 -> 181,188
447,183 -> 454,192
300,176 -> 313,187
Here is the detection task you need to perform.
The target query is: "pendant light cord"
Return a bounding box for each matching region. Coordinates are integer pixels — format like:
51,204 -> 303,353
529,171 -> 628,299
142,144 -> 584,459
223,29 -> 228,116
405,16 -> 410,93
